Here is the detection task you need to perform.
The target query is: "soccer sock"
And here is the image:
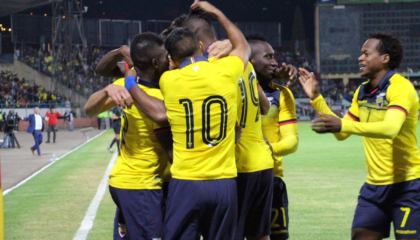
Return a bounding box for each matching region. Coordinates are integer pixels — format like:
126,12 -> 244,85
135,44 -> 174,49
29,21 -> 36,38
116,140 -> 120,151
110,138 -> 116,148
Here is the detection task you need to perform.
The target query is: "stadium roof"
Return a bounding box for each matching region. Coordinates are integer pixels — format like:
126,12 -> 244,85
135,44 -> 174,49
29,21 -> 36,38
0,0 -> 61,17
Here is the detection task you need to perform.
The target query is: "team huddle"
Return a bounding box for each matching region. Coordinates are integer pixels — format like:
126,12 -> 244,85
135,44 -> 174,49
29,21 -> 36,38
84,1 -> 420,240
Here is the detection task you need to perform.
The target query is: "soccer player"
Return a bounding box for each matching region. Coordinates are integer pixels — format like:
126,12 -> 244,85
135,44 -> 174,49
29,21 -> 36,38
299,32 -> 420,240
124,1 -> 248,238
108,106 -> 122,153
245,34 -> 299,240
84,33 -> 172,240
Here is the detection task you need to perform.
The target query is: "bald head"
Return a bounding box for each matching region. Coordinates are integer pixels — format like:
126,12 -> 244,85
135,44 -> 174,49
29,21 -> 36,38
34,107 -> 39,114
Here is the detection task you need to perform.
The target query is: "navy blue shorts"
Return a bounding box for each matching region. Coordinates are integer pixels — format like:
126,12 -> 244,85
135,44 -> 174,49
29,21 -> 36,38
352,178 -> 420,239
236,168 -> 273,239
113,123 -> 121,134
164,178 -> 237,240
271,177 -> 289,240
109,186 -> 164,240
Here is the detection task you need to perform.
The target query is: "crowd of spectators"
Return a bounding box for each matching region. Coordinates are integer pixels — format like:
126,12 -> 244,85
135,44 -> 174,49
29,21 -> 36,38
0,70 -> 69,108
18,45 -> 113,98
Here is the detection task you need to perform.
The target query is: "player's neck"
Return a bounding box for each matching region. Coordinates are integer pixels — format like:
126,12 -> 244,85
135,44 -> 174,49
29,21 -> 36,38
137,70 -> 159,84
368,68 -> 389,89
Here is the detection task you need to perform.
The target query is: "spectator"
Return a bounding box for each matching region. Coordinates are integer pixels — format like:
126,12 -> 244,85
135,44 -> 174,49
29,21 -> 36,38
45,107 -> 62,143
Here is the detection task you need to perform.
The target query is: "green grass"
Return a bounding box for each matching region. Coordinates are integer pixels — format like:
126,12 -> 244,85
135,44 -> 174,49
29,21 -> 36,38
5,122 -> 419,239
4,130 -> 115,240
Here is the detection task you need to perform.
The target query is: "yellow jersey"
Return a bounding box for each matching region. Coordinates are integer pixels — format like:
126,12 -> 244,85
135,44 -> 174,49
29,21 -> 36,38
312,71 -> 420,185
236,63 -> 273,173
160,56 -> 243,180
261,86 -> 298,178
108,78 -> 170,189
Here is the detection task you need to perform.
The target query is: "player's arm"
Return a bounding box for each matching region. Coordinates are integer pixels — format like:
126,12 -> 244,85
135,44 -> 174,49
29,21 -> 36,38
258,85 -> 270,115
155,128 -> 174,164
191,1 -> 250,65
313,83 -> 411,139
270,88 -> 298,157
299,68 -> 351,140
112,113 -> 120,120
84,84 -> 132,116
95,46 -> 132,78
124,69 -> 169,126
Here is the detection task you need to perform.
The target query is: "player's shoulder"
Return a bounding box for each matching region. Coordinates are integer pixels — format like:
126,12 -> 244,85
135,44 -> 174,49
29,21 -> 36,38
389,73 -> 413,89
278,85 -> 295,101
112,77 -> 125,87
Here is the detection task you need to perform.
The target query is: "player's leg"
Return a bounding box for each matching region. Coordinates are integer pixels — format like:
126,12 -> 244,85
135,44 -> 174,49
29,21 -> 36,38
270,177 -> 289,240
391,179 -> 420,240
164,179 -> 203,240
113,187 -> 164,239
202,178 -> 238,240
240,169 -> 273,240
34,131 -> 42,155
109,186 -> 127,240
351,183 -> 391,240
52,125 -> 57,143
46,125 -> 51,143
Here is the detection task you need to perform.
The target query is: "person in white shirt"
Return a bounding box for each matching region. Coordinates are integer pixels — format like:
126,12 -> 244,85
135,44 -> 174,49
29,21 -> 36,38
23,107 -> 44,156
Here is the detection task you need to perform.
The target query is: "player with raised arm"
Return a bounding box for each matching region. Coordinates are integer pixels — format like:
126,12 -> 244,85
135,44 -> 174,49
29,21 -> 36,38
131,1 -> 248,238
245,34 -> 299,240
299,32 -> 420,240
84,33 -> 172,240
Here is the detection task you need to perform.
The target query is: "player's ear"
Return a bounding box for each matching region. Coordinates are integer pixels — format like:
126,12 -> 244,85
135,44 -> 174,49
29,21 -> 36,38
199,41 -> 204,54
382,54 -> 390,65
152,59 -> 159,69
168,55 -> 179,69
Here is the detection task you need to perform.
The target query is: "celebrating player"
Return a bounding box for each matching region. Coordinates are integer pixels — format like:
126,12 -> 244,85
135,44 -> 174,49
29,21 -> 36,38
245,34 -> 299,240
299,32 -> 420,240
84,33 -> 172,240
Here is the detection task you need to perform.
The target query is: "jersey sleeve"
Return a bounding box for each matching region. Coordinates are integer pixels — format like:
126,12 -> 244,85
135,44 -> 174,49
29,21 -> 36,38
386,81 -> 413,116
147,88 -> 170,132
271,87 -> 298,157
278,87 -> 297,126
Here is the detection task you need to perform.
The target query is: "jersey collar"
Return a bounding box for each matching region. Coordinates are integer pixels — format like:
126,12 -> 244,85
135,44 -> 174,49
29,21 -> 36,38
179,56 -> 208,69
357,70 -> 395,100
137,78 -> 160,89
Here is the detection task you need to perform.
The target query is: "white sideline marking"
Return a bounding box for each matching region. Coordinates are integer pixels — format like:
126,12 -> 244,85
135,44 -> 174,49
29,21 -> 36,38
3,130 -> 107,196
73,151 -> 117,240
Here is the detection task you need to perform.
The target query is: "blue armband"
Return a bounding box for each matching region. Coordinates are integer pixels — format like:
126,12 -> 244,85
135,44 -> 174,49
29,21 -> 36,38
125,76 -> 137,92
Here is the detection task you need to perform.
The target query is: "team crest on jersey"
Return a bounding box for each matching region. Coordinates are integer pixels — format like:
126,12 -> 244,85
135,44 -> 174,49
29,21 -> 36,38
376,95 -> 384,108
119,223 -> 126,238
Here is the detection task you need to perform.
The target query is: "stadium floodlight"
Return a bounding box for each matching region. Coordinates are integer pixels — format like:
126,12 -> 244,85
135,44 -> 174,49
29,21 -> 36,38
84,6 -> 88,13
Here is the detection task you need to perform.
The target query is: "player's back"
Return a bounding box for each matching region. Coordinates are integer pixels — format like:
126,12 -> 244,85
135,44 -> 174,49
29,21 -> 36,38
236,63 -> 273,172
160,56 -> 243,180
109,78 -> 169,190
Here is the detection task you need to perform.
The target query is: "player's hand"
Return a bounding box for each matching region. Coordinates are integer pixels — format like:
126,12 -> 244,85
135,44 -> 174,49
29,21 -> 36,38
104,84 -> 133,109
235,125 -> 242,144
311,113 -> 342,133
274,63 -> 297,84
207,40 -> 233,59
191,0 -> 220,18
298,68 -> 320,100
119,45 -> 133,68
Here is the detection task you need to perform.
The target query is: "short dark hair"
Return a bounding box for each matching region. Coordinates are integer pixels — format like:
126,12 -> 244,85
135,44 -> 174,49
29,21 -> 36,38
246,33 -> 266,42
165,27 -> 200,63
130,32 -> 165,71
368,32 -> 404,70
180,10 -> 217,42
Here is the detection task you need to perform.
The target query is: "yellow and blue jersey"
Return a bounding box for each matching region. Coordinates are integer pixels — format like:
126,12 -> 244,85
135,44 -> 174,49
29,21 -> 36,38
345,71 -> 420,185
235,63 -> 273,173
108,78 -> 170,189
160,56 -> 243,180
261,86 -> 298,178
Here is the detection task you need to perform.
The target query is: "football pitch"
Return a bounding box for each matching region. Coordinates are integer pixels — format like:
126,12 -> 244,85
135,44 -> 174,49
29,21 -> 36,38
5,121 -> 413,240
